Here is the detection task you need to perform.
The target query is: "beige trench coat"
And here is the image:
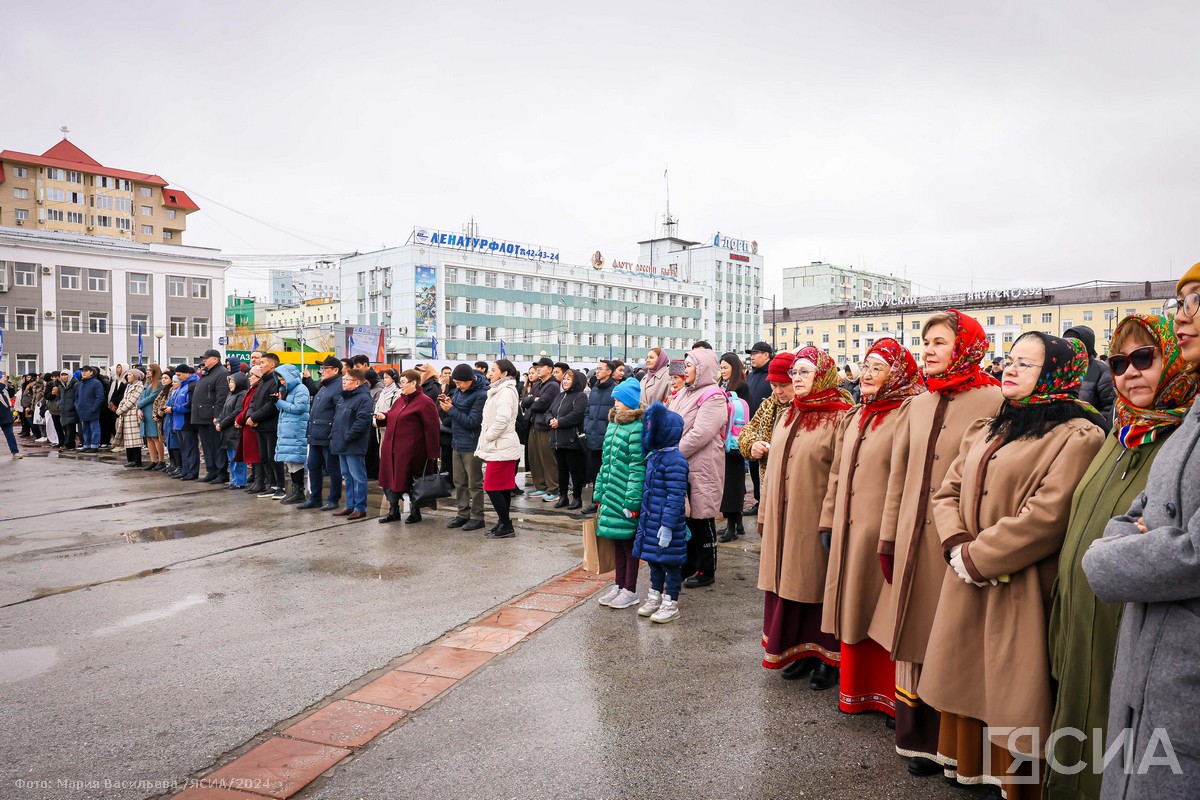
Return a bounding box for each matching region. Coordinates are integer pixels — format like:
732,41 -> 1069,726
919,417 -> 1104,757
820,407 -> 904,644
758,408 -> 847,603
870,386 -> 1004,658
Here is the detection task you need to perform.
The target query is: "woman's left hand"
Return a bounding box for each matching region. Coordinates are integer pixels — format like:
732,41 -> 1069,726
549,419 -> 558,428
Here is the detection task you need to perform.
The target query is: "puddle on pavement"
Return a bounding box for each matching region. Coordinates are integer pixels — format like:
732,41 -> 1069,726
27,567 -> 167,602
0,646 -> 58,684
245,555 -> 414,581
94,593 -> 208,636
123,520 -> 225,543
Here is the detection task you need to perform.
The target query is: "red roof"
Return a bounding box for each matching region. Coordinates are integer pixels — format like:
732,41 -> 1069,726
161,188 -> 199,211
0,139 -> 169,186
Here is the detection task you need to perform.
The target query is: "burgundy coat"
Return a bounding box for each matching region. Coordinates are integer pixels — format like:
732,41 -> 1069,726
379,390 -> 441,493
234,384 -> 262,465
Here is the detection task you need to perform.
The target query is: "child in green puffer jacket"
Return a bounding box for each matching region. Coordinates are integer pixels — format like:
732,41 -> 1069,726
594,378 -> 646,610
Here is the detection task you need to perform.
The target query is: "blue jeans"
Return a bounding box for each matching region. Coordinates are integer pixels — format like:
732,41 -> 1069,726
81,418 -> 100,448
338,454 -> 367,512
649,563 -> 682,601
226,448 -> 247,486
1,422 -> 18,455
308,444 -> 342,504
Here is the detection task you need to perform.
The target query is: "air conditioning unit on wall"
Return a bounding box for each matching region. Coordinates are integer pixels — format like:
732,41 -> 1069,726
41,266 -> 52,275
44,310 -> 55,319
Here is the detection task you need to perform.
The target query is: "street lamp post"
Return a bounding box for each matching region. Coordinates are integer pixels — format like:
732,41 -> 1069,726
622,304 -> 639,362
760,294 -> 777,351
154,329 -> 165,365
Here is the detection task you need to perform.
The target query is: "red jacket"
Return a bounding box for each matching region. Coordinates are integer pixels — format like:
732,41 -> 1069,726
234,384 -> 262,465
378,390 -> 441,493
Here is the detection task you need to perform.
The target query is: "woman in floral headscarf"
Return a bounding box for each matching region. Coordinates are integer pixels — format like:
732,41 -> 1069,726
820,338 -> 925,720
1044,315 -> 1197,800
873,311 -> 1003,778
758,346 -> 852,689
919,332 -> 1105,799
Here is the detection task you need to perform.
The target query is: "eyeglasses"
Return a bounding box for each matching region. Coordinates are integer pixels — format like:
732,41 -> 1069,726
787,368 -> 816,378
861,363 -> 888,378
1109,345 -> 1157,376
1164,293 -> 1200,319
1001,358 -> 1042,373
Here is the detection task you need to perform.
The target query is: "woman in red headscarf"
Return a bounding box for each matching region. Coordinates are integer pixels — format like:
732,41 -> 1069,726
820,337 -> 925,721
758,346 -> 853,689
871,311 -> 1003,777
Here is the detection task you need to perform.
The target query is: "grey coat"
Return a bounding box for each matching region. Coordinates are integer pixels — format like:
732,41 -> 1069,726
1082,402 -> 1200,800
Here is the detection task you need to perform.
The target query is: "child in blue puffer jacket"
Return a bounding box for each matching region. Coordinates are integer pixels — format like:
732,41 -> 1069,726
633,401 -> 690,623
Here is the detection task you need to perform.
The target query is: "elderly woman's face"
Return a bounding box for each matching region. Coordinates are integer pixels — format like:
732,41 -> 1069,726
1113,336 -> 1163,409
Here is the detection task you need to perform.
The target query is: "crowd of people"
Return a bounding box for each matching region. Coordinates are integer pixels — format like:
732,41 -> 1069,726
6,266 -> 1200,799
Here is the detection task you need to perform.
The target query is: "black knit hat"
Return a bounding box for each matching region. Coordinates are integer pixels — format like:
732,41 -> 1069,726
451,364 -> 475,382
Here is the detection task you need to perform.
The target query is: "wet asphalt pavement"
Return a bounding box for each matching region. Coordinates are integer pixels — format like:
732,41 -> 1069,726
0,450 -> 961,800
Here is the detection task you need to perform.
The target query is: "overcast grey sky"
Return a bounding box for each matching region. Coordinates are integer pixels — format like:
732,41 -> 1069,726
9,1 -> 1200,299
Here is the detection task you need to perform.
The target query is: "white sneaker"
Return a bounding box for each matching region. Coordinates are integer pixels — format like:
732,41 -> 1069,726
650,597 -> 679,623
35,437 -> 48,443
597,584 -> 621,606
608,588 -> 640,609
637,590 -> 662,617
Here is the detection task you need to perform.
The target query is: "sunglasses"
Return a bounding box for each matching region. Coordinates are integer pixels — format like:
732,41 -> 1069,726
1109,345 -> 1156,377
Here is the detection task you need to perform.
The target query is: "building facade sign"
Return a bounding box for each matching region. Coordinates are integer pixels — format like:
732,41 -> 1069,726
856,287 -> 1044,311
415,265 -> 437,338
611,260 -> 680,280
412,226 -> 560,263
712,232 -> 757,254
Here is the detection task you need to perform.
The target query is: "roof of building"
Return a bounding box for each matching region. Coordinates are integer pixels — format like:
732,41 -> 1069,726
0,139 -> 178,191
161,188 -> 199,211
0,224 -> 228,264
766,280 -> 1176,323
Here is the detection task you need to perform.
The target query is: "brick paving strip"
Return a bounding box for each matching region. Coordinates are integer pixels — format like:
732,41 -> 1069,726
160,566 -> 614,800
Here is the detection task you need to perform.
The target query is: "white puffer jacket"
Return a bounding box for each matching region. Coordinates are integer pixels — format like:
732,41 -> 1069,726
475,378 -> 522,462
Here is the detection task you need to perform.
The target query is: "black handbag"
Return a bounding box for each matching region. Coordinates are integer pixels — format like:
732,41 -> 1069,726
411,466 -> 453,504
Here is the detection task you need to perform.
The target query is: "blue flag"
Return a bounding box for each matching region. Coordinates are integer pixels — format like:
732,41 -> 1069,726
499,339 -> 506,357
430,336 -> 438,359
609,342 -> 613,360
137,324 -> 144,362
252,333 -> 260,351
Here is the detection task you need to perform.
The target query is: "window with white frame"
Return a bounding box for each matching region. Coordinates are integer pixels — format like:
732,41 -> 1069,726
14,262 -> 36,287
60,266 -> 81,290
13,188 -> 28,200
14,209 -> 28,221
130,314 -> 148,337
140,205 -> 153,216
0,307 -> 6,327
95,214 -> 112,228
140,187 -> 153,197
61,355 -> 81,372
522,277 -> 534,292
117,179 -> 131,192
129,273 -> 149,295
116,218 -> 132,232
115,198 -> 132,213
1082,310 -> 1093,321
67,211 -> 84,224
67,191 -> 85,205
13,166 -> 28,178
1042,313 -> 1053,323
47,209 -> 63,222
90,355 -> 109,370
465,298 -> 478,313
60,310 -> 82,333
16,354 -> 38,374
191,278 -> 209,299
503,274 -> 515,289
45,168 -> 63,181
88,312 -> 108,334
484,272 -> 497,288
169,316 -> 187,337
166,209 -> 177,219
15,308 -> 37,331
485,327 -> 497,340
94,195 -> 113,210
141,225 -> 153,235
163,231 -> 173,240
168,276 -> 186,297
485,300 -> 496,314
193,317 -> 209,338
95,176 -> 113,189
87,269 -> 107,291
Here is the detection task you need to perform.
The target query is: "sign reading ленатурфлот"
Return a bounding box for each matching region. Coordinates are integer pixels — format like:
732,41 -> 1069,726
412,227 -> 560,263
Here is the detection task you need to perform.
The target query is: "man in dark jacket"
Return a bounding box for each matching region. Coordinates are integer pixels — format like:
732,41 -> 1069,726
330,367 -> 374,520
192,349 -> 230,482
582,360 -> 616,503
216,372 -> 249,488
59,371 -> 80,450
299,356 -> 344,510
744,342 -> 774,511
247,353 -> 283,496
75,365 -> 106,452
1063,325 -> 1116,432
439,364 -> 489,530
522,357 -> 560,497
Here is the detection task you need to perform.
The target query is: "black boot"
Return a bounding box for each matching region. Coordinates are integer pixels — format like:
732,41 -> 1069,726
246,469 -> 266,494
405,507 -> 423,524
379,501 -> 402,523
718,524 -> 737,543
566,497 -> 583,510
809,662 -> 839,691
280,470 -> 306,504
781,658 -> 817,680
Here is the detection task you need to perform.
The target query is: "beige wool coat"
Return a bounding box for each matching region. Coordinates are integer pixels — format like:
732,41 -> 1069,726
820,407 -> 904,644
919,416 -> 1104,757
639,366 -> 673,409
870,386 -> 1004,658
671,349 -> 727,520
758,407 -> 847,603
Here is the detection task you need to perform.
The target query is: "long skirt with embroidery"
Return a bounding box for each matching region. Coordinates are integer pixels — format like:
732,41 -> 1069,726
762,592 -> 840,669
838,637 -> 896,717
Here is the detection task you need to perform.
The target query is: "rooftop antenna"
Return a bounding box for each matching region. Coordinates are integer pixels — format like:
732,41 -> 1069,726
662,166 -> 677,239
59,125 -> 70,138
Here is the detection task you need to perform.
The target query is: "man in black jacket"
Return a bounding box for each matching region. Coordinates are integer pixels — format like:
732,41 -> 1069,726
298,356 -> 344,510
192,349 -> 230,482
744,341 -> 774,512
522,357 -> 560,498
1063,325 -> 1116,432
247,353 -> 283,496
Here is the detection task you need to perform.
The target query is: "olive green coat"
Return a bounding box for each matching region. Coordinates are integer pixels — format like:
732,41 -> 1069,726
593,407 -> 646,540
1044,432 -> 1168,800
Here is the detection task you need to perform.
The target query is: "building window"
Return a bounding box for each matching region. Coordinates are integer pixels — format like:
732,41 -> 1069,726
484,272 -> 497,288
116,218 -> 132,232
115,198 -> 132,214
540,305 -> 550,319
837,340 -> 846,349
16,354 -> 38,374
1022,314 -> 1032,324
94,195 -> 114,209
193,317 -> 209,338
1125,308 -> 1136,316
15,308 -> 37,331
46,208 -> 64,222
1082,310 -> 1093,321
13,167 -> 28,178
465,298 -> 478,313
140,205 -> 154,216
168,276 -> 186,297
14,209 -> 29,221
14,262 -> 36,287
87,269 -> 108,291
13,188 -> 28,200
866,324 -> 874,332
503,274 -> 515,290
91,355 -> 110,370
1041,313 -> 1053,324
140,187 -> 153,197
141,224 -> 153,235
129,273 -> 149,295
130,314 -> 149,336
95,214 -> 113,227
191,278 -> 209,299
45,168 -> 63,181
60,266 -> 81,290
986,316 -> 996,326
61,355 -> 81,372
485,300 -> 496,314
60,311 -> 82,333
851,324 -> 860,333
65,170 -> 83,184
170,316 -> 187,337
163,231 -> 174,241
1004,332 -> 1014,344
88,312 -> 108,334
821,333 -> 830,344
166,209 -> 177,219
522,277 -> 534,292
67,211 -> 84,224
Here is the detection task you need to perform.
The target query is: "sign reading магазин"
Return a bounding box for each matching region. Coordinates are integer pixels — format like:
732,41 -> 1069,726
413,227 -> 560,263
855,287 -> 1045,311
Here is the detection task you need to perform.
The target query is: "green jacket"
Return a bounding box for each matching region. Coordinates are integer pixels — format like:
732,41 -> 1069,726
594,407 -> 646,540
1045,431 -> 1169,800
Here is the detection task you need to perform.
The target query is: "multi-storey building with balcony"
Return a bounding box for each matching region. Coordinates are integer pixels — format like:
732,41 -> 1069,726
782,261 -> 912,307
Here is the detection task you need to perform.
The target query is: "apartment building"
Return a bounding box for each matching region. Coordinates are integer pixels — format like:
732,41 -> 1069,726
0,139 -> 198,245
782,261 -> 912,307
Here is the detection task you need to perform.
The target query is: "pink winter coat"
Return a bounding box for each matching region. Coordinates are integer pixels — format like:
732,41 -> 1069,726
670,349 -> 727,519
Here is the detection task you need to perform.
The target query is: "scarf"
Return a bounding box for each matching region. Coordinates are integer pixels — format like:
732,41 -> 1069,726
859,338 -> 926,430
787,347 -> 853,430
1007,333 -> 1098,414
1111,314 -> 1198,448
925,309 -> 1001,395
646,350 -> 670,378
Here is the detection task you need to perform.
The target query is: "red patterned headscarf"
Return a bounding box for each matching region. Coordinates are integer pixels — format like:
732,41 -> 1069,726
924,309 -> 1001,395
860,338 -> 926,430
786,346 -> 853,430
